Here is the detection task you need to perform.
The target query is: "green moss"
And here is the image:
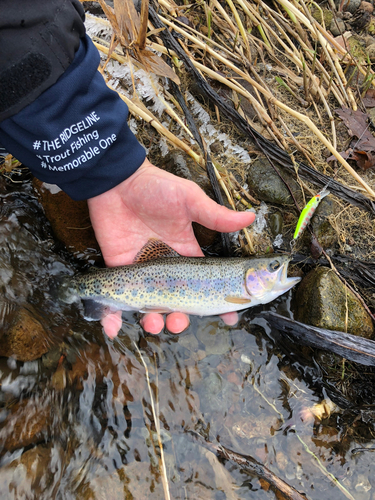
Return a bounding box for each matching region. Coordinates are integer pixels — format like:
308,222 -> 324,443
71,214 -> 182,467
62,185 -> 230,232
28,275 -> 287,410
347,36 -> 367,63
368,18 -> 375,35
310,5 -> 333,27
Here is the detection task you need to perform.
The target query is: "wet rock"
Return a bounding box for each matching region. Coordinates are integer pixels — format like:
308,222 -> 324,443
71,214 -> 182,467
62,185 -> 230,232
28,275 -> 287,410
294,267 -> 374,338
355,473 -> 372,493
161,150 -> 218,247
196,371 -> 226,412
276,451 -> 288,472
310,234 -> 324,259
196,321 -> 232,355
0,443 -> 55,499
161,150 -> 212,195
33,179 -> 101,260
120,461 -> 167,499
0,398 -> 53,453
0,306 -> 52,361
178,331 -> 200,352
310,195 -> 339,249
75,462 -> 125,500
247,158 -> 303,206
68,343 -> 145,402
269,212 -> 283,238
41,344 -> 68,370
230,414 -> 279,440
201,372 -> 223,396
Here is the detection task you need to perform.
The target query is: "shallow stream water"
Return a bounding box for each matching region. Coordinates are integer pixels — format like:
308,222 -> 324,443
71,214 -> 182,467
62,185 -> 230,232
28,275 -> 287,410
0,178 -> 374,500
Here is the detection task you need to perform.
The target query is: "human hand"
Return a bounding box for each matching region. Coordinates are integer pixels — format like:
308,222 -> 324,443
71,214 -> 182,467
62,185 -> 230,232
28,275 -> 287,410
87,158 -> 255,338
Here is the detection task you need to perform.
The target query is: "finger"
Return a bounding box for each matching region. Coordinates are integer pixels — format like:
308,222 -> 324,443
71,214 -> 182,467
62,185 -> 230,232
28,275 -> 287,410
188,185 -> 256,232
220,311 -> 239,326
165,312 -> 190,334
101,311 -> 123,339
140,313 -> 165,334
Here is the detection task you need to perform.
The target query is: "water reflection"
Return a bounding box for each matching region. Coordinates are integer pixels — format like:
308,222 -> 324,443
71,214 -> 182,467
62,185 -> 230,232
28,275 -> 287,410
0,182 -> 374,499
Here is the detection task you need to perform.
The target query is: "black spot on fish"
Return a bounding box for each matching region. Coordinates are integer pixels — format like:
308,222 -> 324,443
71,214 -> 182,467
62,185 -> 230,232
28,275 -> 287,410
93,281 -> 102,294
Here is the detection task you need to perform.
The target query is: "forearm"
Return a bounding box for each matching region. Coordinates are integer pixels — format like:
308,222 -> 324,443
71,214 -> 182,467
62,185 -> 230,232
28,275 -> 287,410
0,0 -> 85,121
0,4 -> 146,200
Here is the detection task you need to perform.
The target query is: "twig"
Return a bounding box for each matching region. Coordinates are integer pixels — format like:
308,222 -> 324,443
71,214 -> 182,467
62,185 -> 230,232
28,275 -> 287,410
134,342 -> 171,500
295,433 -> 355,500
187,431 -> 308,500
157,14 -> 375,197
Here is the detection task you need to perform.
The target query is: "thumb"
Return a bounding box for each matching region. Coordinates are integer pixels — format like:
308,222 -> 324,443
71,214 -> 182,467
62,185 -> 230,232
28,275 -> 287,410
188,184 -> 256,232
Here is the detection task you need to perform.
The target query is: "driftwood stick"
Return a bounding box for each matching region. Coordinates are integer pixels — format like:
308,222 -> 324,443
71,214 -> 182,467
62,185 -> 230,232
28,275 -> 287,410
187,431 -> 308,500
262,311 -> 375,366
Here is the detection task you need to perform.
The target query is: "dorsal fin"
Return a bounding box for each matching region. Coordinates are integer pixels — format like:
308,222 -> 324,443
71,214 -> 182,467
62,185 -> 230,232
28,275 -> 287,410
133,239 -> 181,263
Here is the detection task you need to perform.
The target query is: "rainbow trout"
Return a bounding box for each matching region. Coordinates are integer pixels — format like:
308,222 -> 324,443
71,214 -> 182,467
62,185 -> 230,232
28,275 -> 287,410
63,239 -> 300,321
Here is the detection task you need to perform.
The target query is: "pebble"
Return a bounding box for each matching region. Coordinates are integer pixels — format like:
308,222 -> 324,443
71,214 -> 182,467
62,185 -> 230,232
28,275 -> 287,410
330,18 -> 346,36
355,474 -> 372,493
240,354 -> 253,365
337,0 -> 361,13
276,451 -> 288,471
269,212 -> 283,238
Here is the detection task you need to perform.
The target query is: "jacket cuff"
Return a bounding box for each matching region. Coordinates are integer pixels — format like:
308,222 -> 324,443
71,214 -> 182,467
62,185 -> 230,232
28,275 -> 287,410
0,35 -> 146,200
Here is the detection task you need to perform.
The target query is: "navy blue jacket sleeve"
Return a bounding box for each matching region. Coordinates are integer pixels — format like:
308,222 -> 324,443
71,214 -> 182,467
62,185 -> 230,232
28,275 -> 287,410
0,36 -> 146,200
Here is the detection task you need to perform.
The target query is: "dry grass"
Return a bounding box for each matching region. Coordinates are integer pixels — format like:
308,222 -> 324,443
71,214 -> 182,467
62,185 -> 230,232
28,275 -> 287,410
4,0 -> 375,259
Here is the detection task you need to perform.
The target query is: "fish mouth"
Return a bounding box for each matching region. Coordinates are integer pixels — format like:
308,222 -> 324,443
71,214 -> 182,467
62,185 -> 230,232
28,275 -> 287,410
273,259 -> 301,293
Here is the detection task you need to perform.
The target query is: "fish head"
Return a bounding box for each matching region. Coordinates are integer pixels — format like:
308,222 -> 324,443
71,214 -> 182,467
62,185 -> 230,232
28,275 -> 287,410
245,255 -> 301,303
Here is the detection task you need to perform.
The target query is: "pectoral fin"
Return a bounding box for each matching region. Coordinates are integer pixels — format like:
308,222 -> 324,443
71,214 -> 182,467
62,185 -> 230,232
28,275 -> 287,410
224,296 -> 252,304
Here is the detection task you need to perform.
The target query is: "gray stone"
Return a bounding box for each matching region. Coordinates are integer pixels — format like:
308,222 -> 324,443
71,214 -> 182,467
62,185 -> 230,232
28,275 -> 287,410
294,267 -> 374,338
310,195 -> 339,249
247,158 -> 303,206
0,306 -> 51,361
329,17 -> 346,36
342,0 -> 362,13
269,212 -> 283,238
196,321 -> 232,355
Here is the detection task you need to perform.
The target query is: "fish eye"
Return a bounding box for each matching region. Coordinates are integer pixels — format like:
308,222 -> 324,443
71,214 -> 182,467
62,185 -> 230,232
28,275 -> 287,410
268,260 -> 281,272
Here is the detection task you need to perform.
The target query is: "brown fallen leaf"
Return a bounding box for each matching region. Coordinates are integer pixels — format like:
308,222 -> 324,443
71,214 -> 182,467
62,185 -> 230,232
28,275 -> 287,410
98,0 -> 180,85
327,107 -> 375,170
362,89 -> 375,108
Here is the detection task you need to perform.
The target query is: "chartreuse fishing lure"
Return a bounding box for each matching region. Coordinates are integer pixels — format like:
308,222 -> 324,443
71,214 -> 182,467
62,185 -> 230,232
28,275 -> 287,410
293,189 -> 330,240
